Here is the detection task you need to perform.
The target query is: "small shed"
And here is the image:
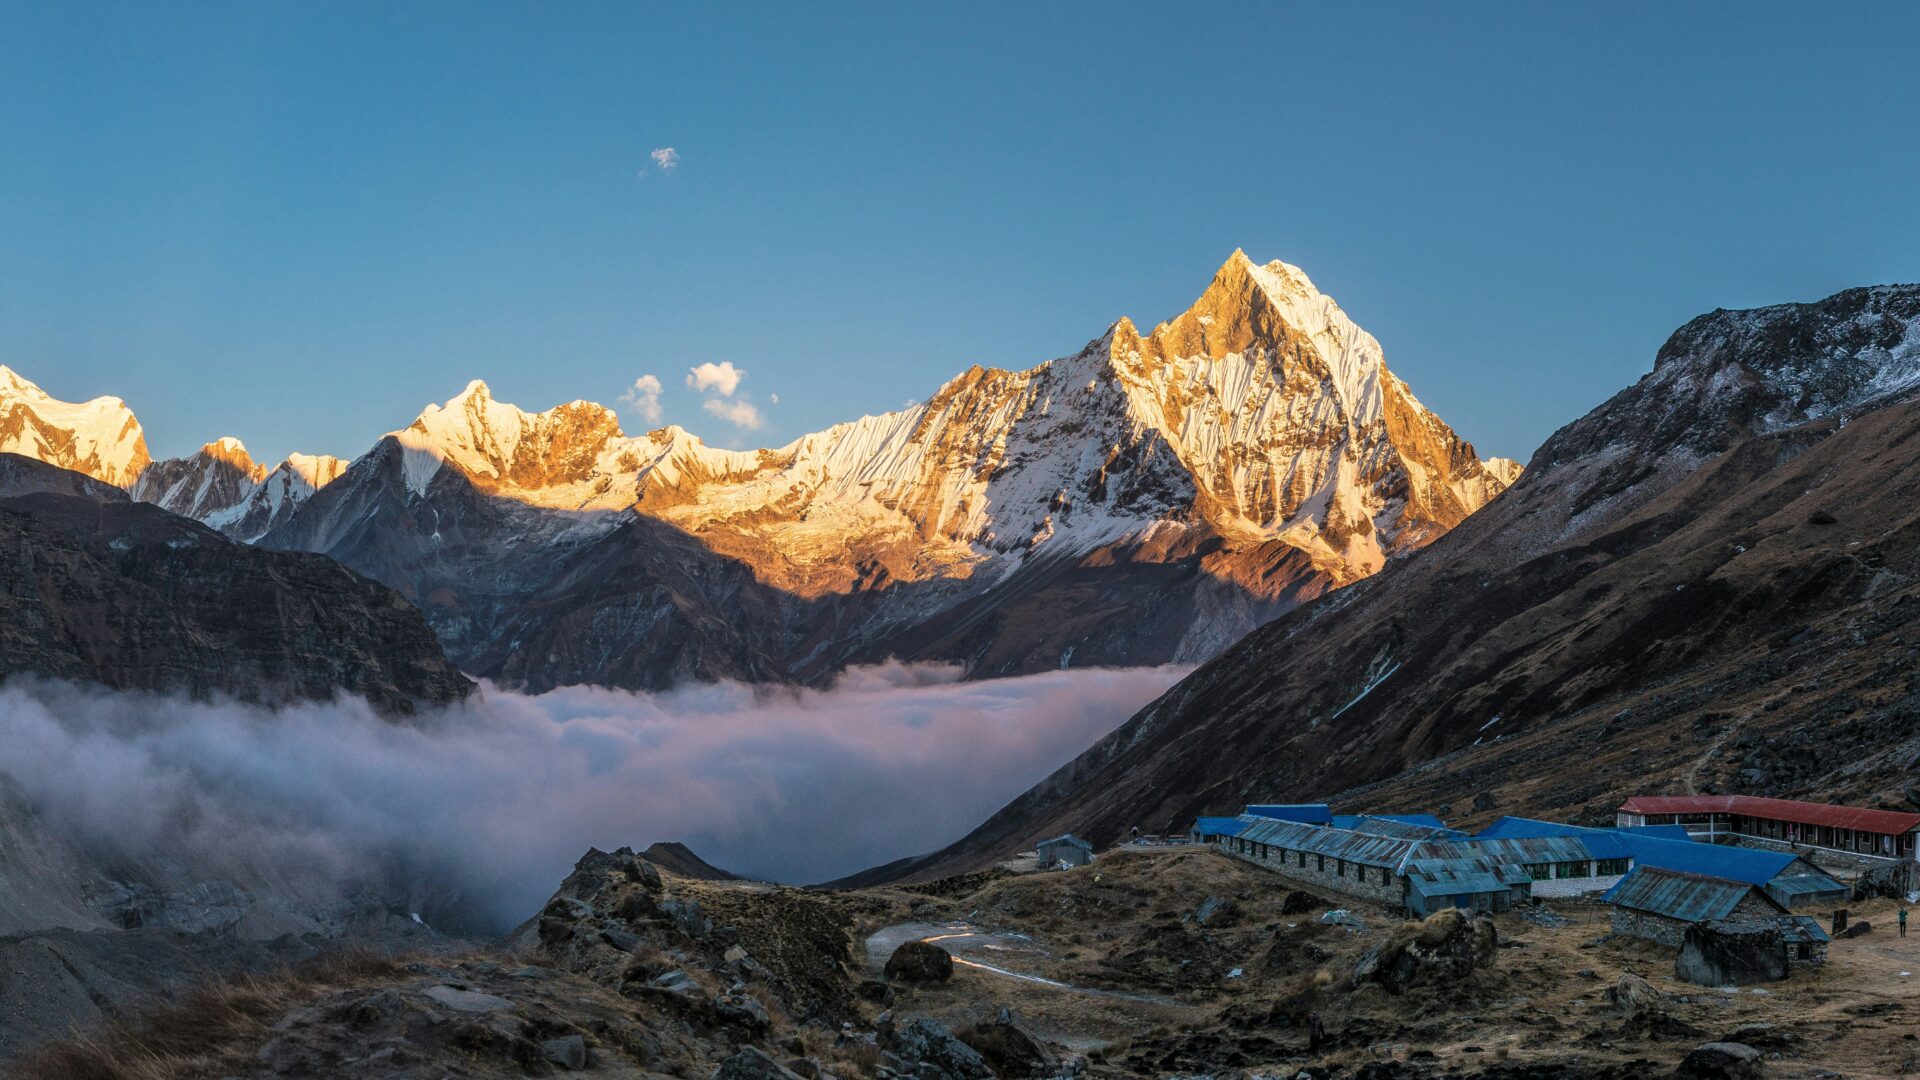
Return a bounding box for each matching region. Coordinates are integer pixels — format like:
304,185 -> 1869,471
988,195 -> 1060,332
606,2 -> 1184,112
1404,856 -> 1529,916
1675,916 -> 1830,986
1036,833 -> 1094,868
1191,817 -> 1249,843
1605,867 -> 1788,947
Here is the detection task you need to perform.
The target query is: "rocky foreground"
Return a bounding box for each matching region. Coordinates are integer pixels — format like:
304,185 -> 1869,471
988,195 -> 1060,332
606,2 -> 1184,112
12,847 -> 1917,1079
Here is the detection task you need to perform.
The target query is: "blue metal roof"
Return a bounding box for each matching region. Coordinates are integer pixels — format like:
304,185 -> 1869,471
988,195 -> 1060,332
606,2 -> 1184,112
1192,817 -> 1248,838
1330,815 -> 1464,841
1604,867 -> 1782,921
1763,873 -> 1850,907
1611,835 -> 1800,886
1474,816 -> 1600,840
1419,834 -> 1616,864
1617,824 -> 1693,841
1245,804 -> 1333,825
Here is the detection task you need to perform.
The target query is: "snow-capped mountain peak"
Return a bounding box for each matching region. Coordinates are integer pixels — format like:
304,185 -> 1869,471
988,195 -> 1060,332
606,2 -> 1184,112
0,364 -> 151,487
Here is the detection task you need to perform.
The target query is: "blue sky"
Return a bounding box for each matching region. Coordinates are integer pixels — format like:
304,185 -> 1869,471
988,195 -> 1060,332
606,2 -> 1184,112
2,3 -> 1916,465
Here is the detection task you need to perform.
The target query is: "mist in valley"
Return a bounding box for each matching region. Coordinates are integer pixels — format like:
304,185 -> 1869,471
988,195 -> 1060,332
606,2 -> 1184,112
0,663 -> 1185,934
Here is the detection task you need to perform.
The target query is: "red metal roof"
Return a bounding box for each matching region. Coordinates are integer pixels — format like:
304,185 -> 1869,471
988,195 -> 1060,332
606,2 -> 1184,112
1618,795 -> 1920,836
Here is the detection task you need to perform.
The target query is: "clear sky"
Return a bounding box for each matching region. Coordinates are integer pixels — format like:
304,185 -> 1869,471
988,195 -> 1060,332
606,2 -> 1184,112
3,3 -> 1916,465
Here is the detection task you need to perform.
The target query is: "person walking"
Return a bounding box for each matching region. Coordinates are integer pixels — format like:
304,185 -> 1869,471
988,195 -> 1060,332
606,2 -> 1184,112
1307,1011 -> 1325,1055
1900,906 -> 1908,938
1130,825 -> 1140,844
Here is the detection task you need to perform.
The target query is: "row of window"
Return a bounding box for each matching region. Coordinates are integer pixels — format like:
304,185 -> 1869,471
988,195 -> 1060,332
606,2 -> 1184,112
1520,858 -> 1629,880
1227,838 -> 1393,885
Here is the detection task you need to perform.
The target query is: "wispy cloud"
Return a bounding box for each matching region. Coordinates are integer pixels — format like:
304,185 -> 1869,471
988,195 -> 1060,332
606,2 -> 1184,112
650,147 -> 678,172
619,374 -> 664,425
0,665 -> 1185,929
686,361 -> 744,396
702,396 -> 763,430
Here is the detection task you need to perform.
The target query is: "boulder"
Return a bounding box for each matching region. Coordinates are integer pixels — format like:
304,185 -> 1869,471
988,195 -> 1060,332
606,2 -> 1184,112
884,940 -> 955,984
714,1046 -> 807,1080
959,1012 -> 1057,1077
1605,972 -> 1662,1016
1840,920 -> 1873,939
1675,1041 -> 1763,1080
1280,890 -> 1320,916
541,1033 -> 588,1070
885,1018 -> 994,1079
1358,908 -> 1497,993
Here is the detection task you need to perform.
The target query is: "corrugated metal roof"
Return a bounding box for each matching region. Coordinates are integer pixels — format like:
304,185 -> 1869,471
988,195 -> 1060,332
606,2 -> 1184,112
1619,795 -> 1920,835
1245,804 -> 1334,825
1418,834 -> 1619,864
1405,857 -> 1512,898
1234,816 -> 1418,868
1603,867 -> 1785,922
1036,834 -> 1092,851
1763,873 -> 1850,907
1331,815 -> 1464,841
1707,915 -> 1830,945
1193,817 -> 1249,838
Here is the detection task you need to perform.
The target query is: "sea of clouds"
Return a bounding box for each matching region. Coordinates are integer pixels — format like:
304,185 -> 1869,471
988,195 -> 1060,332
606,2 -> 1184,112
0,663 -> 1184,931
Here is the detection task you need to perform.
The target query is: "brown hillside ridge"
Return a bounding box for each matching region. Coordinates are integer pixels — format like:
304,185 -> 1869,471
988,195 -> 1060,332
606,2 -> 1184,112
881,282 -> 1920,882
0,453 -> 473,713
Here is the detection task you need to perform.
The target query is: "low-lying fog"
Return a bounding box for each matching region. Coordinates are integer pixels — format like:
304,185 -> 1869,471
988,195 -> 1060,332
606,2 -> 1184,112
0,664 -> 1184,931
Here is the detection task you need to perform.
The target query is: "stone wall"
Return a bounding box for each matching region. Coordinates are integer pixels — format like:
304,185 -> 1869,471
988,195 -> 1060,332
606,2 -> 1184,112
1715,834 -> 1903,874
1217,837 -> 1404,907
1528,870 -> 1624,899
1611,908 -> 1686,947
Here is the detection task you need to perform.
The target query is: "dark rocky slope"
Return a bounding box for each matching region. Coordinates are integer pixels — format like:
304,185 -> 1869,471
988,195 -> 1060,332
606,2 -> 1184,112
880,284 -> 1920,881
0,453 -> 472,713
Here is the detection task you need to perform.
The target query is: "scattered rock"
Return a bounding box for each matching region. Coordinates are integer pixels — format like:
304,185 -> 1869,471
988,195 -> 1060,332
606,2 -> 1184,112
1319,909 -> 1366,931
884,940 -> 955,984
714,1045 -> 807,1080
542,1033 -> 588,1070
421,985 -> 514,1014
1840,920 -> 1873,938
856,979 -> 895,1005
1676,1041 -> 1763,1079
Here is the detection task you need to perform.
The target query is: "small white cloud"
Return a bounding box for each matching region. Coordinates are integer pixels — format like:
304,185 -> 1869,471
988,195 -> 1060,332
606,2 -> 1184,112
619,374 -> 665,425
769,393 -> 779,405
686,361 -> 745,396
702,397 -> 763,431
650,147 -> 678,172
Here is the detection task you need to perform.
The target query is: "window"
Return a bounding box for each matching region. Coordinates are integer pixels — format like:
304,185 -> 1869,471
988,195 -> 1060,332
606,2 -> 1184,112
1380,867 -> 1391,886
1317,854 -> 1326,872
1298,851 -> 1307,868
1524,863 -> 1551,880
1337,860 -> 1346,878
1797,944 -> 1812,961
1596,859 -> 1629,876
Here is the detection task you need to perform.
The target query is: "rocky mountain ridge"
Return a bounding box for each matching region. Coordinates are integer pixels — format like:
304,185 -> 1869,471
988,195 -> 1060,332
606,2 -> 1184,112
882,281 -> 1920,881
0,252 -> 1517,689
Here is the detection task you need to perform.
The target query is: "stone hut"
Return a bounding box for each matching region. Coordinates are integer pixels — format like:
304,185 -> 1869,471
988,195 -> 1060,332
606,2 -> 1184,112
1675,916 -> 1829,985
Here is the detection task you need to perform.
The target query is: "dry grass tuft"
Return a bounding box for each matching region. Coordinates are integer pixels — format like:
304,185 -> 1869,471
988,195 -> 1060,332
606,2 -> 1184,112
9,949 -> 411,1080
